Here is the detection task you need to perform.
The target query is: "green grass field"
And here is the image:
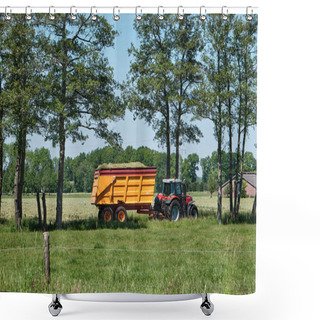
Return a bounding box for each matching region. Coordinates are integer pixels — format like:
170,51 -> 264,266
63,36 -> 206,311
0,193 -> 256,294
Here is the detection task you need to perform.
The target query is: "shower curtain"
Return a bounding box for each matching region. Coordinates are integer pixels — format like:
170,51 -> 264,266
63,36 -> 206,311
0,11 -> 257,296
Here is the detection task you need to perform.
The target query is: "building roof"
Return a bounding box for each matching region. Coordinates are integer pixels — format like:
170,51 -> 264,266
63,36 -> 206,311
243,172 -> 256,188
222,172 -> 256,188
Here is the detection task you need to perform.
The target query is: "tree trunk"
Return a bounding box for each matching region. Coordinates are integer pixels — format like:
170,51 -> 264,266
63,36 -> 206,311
0,106 -> 3,216
18,130 -> 27,223
227,82 -> 233,215
42,192 -> 47,231
236,104 -> 249,217
251,193 -> 256,223
56,115 -> 65,229
217,139 -> 222,225
236,53 -> 249,218
216,51 -> 222,225
37,192 -> 43,230
233,57 -> 242,219
175,116 -> 181,179
14,145 -> 22,231
175,81 -> 183,179
233,129 -> 241,219
165,101 -> 171,179
56,35 -> 67,229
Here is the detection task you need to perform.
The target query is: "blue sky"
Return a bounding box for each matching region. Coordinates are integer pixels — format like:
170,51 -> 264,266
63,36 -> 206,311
24,14 -> 257,171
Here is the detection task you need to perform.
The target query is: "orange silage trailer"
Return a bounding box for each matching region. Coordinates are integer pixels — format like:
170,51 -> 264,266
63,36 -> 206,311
91,164 -> 157,223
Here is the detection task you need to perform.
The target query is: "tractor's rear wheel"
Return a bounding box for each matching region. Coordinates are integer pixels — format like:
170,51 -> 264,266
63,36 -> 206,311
115,206 -> 128,223
99,207 -> 114,223
190,205 -> 198,219
169,200 -> 181,222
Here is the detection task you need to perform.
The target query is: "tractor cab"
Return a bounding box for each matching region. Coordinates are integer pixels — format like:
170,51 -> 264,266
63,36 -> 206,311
162,179 -> 183,197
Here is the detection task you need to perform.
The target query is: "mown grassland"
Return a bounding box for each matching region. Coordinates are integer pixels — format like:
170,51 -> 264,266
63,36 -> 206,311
0,193 -> 255,294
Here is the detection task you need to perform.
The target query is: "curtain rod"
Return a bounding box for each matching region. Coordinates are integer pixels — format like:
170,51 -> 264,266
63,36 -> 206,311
0,6 -> 258,15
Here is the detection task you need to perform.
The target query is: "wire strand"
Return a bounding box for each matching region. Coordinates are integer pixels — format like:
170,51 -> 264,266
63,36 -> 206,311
0,246 -> 255,254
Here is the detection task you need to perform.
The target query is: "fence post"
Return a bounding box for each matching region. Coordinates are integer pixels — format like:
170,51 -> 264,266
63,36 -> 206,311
43,232 -> 50,285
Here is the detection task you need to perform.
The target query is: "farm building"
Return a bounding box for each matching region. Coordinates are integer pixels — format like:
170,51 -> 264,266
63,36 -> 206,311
222,172 -> 256,198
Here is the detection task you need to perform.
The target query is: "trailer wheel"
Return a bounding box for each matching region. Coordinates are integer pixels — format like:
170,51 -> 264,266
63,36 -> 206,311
99,207 -> 114,223
169,200 -> 181,222
115,206 -> 128,223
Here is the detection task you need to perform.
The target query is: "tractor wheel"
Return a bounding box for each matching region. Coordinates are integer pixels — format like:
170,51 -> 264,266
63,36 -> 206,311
99,207 -> 114,223
169,200 -> 181,222
115,206 -> 128,223
190,205 -> 198,219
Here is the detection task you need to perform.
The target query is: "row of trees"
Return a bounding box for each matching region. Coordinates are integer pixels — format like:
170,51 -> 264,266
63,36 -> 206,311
0,15 -> 124,230
0,14 -> 257,229
2,144 -> 256,195
125,15 -> 257,223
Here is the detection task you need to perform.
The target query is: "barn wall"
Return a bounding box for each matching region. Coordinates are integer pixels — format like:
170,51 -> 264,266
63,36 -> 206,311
245,183 -> 256,197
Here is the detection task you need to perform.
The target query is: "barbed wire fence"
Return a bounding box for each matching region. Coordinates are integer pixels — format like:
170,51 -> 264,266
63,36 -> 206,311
0,231 -> 255,289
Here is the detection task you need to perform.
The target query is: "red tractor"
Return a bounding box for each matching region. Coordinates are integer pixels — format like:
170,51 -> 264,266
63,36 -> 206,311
153,179 -> 198,221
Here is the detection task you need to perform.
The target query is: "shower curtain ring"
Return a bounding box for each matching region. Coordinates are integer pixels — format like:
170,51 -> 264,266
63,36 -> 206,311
246,6 -> 253,21
200,6 -> 207,21
49,6 -> 55,20
91,6 -> 98,21
25,6 -> 32,20
70,6 -> 77,20
177,6 -> 184,20
135,6 -> 142,20
113,6 -> 120,21
5,6 -> 12,21
158,6 -> 164,20
221,6 -> 228,21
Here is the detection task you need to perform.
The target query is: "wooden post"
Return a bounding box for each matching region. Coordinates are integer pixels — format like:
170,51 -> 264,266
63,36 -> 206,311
42,192 -> 47,231
36,192 -> 43,230
43,232 -> 50,284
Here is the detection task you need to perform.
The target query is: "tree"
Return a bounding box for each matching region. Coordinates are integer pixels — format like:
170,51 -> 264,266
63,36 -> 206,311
243,151 -> 256,172
222,18 -> 236,215
194,15 -> 234,224
24,148 -> 56,193
125,15 -> 202,179
124,16 -> 172,178
0,20 -> 8,214
207,171 -> 218,198
233,16 -> 257,219
43,14 -> 124,228
168,15 -> 203,178
2,143 -> 16,194
74,160 -> 95,193
200,156 -> 211,184
181,153 -> 199,190
2,17 -> 46,229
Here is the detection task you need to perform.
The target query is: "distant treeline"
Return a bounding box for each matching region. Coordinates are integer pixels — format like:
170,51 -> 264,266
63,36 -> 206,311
2,144 -> 256,194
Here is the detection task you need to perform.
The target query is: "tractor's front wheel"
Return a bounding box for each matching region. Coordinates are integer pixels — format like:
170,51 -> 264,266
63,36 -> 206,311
169,200 -> 181,222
